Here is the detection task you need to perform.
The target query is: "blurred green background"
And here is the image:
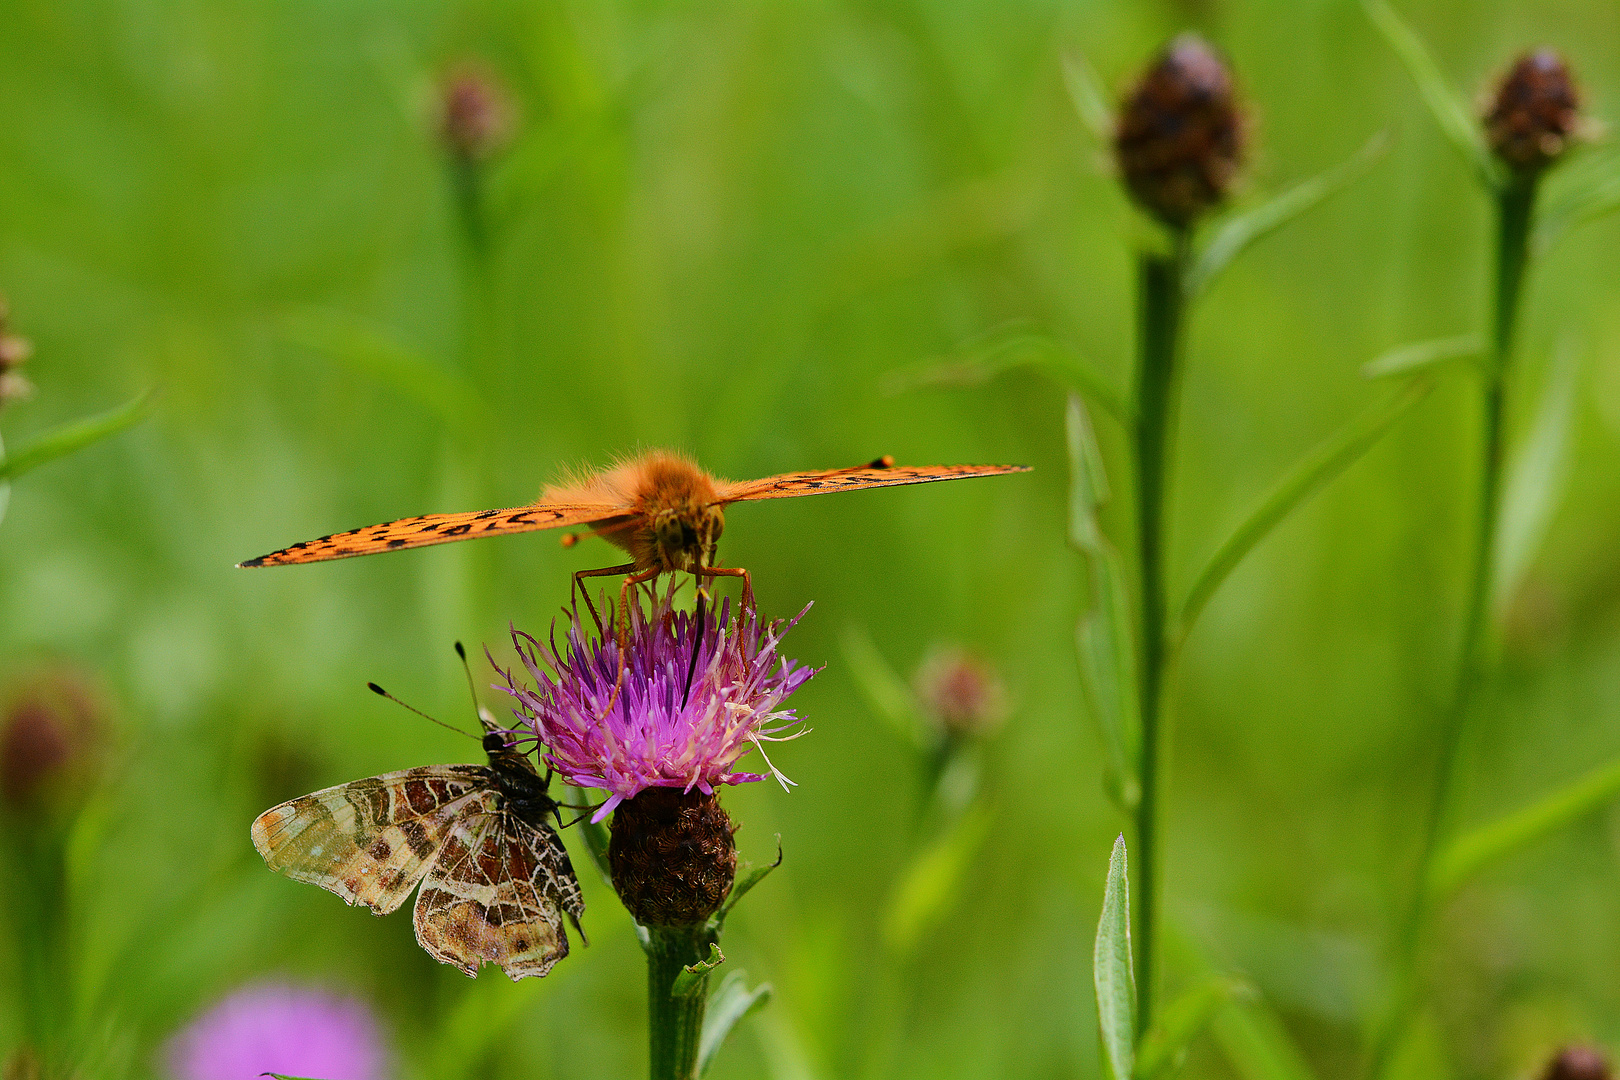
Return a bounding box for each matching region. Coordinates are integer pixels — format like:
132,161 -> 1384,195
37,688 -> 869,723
2,0 -> 1618,1077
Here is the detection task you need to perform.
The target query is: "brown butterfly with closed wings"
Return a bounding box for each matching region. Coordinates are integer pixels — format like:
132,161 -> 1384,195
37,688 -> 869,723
239,450 -> 1029,619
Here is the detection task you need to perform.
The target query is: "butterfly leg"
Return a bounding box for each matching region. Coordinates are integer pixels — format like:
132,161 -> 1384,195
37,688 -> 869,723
600,567 -> 659,717
698,565 -> 754,614
571,562 -> 637,636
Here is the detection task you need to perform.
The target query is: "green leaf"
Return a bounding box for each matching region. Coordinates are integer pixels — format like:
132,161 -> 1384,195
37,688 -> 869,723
1360,335 -> 1483,379
1210,996 -> 1320,1080
1187,132 -> 1389,296
840,625 -> 933,752
1535,161 -> 1620,253
717,838 -> 784,926
1178,378 -> 1432,642
1061,51 -> 1113,143
1360,0 -> 1502,190
0,391 -> 150,483
1094,834 -> 1137,1080
698,970 -> 774,1076
672,943 -> 726,998
1136,976 -> 1252,1079
885,324 -> 1129,427
281,309 -> 487,434
1493,337 -> 1583,615
883,801 -> 994,955
1068,394 -> 1140,810
1428,753 -> 1620,899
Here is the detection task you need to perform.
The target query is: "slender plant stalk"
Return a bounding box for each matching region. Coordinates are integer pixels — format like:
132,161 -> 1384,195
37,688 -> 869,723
1368,173 -> 1539,1079
645,926 -> 714,1080
1132,228 -> 1191,1036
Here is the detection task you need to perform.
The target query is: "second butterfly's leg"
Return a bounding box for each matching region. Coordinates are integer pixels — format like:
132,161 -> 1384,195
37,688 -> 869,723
571,562 -> 636,635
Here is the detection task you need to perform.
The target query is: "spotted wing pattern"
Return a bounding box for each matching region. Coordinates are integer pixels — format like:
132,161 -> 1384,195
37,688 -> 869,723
252,765 -> 490,915
239,503 -> 625,567
717,462 -> 1030,503
414,808 -> 585,979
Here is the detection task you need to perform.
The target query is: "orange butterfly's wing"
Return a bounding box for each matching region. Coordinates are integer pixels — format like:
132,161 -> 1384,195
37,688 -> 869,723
716,462 -> 1030,503
238,503 -> 627,567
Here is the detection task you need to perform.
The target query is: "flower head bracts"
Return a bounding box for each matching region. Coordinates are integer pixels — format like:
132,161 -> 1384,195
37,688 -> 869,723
495,593 -> 815,822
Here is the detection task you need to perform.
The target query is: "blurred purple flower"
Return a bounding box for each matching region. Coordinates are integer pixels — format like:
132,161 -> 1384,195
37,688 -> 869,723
495,592 -> 815,822
165,982 -> 388,1080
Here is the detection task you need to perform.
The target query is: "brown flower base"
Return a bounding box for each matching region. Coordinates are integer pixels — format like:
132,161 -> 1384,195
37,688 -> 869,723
609,787 -> 737,927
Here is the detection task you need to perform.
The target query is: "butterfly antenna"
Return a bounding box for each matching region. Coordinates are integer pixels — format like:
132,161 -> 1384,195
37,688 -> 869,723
452,642 -> 490,732
367,682 -> 479,741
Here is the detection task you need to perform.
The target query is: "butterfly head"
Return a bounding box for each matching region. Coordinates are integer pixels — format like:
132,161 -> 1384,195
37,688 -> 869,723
648,504 -> 724,574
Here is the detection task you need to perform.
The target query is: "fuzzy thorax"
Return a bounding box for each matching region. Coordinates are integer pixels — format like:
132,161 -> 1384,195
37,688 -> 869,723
544,452 -> 726,575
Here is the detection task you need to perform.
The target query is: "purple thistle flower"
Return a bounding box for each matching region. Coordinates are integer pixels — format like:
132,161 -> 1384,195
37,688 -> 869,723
494,592 -> 815,822
165,981 -> 389,1080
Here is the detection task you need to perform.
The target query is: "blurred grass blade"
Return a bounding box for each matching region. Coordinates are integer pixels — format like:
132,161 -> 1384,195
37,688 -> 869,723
719,839 -> 784,925
883,800 -> 994,955
1428,754 -> 1620,899
1361,335 -> 1483,379
1187,132 -> 1389,296
0,391 -> 150,483
282,309 -> 486,434
1360,0 -> 1501,189
1062,52 -> 1114,143
1535,163 -> 1620,253
427,975 -> 547,1076
699,970 -> 774,1076
1178,379 -> 1432,641
841,624 -> 933,752
572,791 -> 614,888
1493,337 -> 1582,614
1137,976 -> 1252,1079
886,323 -> 1128,426
1068,393 -> 1140,809
1093,834 -> 1136,1080
1211,995 -> 1320,1080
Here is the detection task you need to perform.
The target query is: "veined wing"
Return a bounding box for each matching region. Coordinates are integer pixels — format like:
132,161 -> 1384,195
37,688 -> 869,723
414,808 -> 583,979
251,765 -> 494,915
717,462 -> 1029,503
239,503 -> 626,567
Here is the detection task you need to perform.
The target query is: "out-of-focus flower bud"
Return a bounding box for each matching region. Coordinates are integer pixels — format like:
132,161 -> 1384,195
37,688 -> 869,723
1114,34 -> 1244,227
1542,1046 -> 1612,1080
914,646 -> 1007,739
439,63 -> 516,163
1486,50 -> 1581,173
609,787 -> 738,927
0,294 -> 34,409
0,671 -> 106,814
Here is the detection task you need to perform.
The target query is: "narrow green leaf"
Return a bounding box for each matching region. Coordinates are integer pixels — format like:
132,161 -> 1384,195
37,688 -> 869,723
1360,335 -> 1483,379
1061,52 -> 1113,143
1429,754 -> 1620,899
718,838 -> 784,926
1493,337 -> 1583,615
1094,834 -> 1136,1080
0,392 -> 150,483
1187,132 -> 1389,296
883,801 -> 994,955
1068,394 -> 1140,810
282,309 -> 486,433
1178,378 -> 1432,642
1360,0 -> 1501,190
1535,163 -> 1620,253
885,324 -> 1129,427
840,625 -> 933,752
572,787 -> 614,890
1210,997 -> 1320,1080
1136,976 -> 1252,1079
698,971 -> 774,1076
672,943 -> 725,998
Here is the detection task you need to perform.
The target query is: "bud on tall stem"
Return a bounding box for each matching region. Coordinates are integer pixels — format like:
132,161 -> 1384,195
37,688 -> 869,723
1486,50 -> 1580,174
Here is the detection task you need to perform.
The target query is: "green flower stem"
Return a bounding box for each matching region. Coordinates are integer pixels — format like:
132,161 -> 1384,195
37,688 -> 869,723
646,925 -> 718,1080
1369,173 -> 1540,1080
1132,228 -> 1191,1037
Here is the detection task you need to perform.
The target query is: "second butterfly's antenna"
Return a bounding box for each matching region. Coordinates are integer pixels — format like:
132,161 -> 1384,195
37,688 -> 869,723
453,641 -> 495,732
367,682 -> 479,741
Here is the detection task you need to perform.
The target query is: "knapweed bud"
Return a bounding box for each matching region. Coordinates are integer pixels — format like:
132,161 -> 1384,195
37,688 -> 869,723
0,294 -> 34,409
609,787 -> 737,927
0,673 -> 103,813
439,63 -> 516,163
1542,1046 -> 1612,1080
1114,34 -> 1244,227
1486,50 -> 1580,173
914,645 -> 1006,739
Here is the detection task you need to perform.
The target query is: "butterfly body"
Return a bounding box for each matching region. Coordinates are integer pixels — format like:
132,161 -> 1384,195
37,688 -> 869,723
544,451 -> 726,576
251,733 -> 585,980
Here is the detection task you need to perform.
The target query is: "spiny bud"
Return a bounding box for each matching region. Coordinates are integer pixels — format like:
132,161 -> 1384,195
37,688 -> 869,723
439,63 -> 516,163
1114,34 -> 1244,227
609,787 -> 737,927
1542,1046 -> 1611,1080
1486,50 -> 1580,173
914,646 -> 1006,739
0,293 -> 34,409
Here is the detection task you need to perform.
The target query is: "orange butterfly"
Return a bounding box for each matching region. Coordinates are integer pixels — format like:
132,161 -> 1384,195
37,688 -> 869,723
240,450 -> 1029,619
